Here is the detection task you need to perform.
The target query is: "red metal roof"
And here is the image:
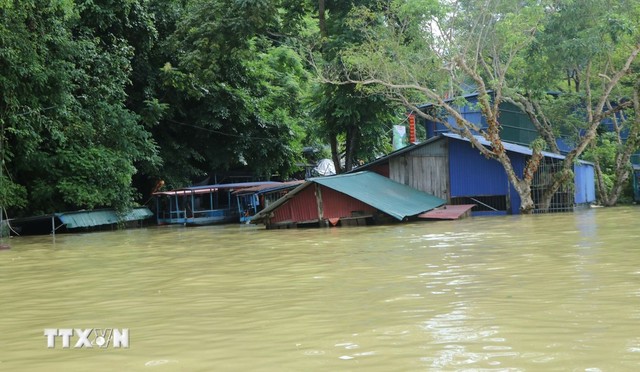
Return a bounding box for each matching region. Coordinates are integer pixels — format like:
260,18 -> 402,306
232,180 -> 304,195
153,181 -> 281,196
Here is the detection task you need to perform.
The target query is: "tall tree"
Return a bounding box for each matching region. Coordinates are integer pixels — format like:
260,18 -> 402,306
148,0 -> 309,187
1,0 -> 159,216
310,0 -> 401,173
333,0 -> 548,212
506,0 -> 640,209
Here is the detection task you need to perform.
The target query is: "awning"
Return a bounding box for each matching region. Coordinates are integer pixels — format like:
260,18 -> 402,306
57,207 -> 153,229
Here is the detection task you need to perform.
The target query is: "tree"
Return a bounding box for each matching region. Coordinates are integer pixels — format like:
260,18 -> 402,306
1,0 -> 160,216
333,0 -> 548,212
506,0 -> 640,209
586,80 -> 640,205
148,0 -> 309,187
310,0 -> 401,173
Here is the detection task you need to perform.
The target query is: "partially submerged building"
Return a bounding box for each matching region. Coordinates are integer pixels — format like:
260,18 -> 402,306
233,181 -> 304,222
8,207 -> 153,236
355,133 -> 595,215
251,171 -> 445,229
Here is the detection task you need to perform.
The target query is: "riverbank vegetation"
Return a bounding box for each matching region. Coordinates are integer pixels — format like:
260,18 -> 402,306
1,0 -> 639,217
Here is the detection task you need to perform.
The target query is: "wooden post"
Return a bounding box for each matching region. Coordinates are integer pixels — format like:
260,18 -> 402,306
51,215 -> 55,237
315,183 -> 324,225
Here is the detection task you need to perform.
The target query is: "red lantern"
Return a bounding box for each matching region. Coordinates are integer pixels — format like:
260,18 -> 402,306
408,114 -> 416,143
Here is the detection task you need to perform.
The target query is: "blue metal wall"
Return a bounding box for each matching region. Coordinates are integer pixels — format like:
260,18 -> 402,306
448,139 -> 508,196
574,162 -> 596,204
448,138 -> 525,214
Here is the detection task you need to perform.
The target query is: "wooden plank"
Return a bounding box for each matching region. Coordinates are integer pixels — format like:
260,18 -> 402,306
314,183 -> 324,220
418,204 -> 475,220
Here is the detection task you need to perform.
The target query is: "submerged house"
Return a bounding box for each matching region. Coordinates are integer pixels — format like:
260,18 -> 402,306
8,207 -> 153,236
233,181 -> 304,222
153,181 -> 281,226
251,171 -> 445,229
355,133 -> 595,215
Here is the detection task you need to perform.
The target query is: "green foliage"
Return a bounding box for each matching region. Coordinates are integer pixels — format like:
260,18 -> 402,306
584,132 -> 635,202
530,137 -> 547,153
0,175 -> 27,209
1,0 -> 159,216
584,133 -> 620,191
55,147 -> 138,211
307,0 -> 407,171
144,0 -> 313,183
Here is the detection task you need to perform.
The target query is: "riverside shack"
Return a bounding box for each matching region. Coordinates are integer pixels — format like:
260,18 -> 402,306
354,133 -> 596,215
251,171 -> 445,229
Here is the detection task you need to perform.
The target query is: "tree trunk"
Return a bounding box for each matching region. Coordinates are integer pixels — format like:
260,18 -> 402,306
600,81 -> 640,206
605,168 -> 630,206
344,125 -> 359,172
513,179 -> 535,214
329,133 -> 342,174
318,0 -> 327,40
493,150 -> 539,214
537,168 -> 573,212
600,150 -> 634,206
593,160 -> 609,205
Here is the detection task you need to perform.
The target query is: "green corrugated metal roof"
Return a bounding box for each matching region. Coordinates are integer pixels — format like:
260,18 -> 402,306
57,207 -> 153,229
312,171 -> 445,220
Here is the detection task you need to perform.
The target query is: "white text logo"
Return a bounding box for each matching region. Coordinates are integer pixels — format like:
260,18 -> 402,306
44,328 -> 129,349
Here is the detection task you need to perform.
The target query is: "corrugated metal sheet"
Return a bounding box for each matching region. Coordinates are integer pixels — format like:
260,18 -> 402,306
154,181 -> 280,196
448,139 -> 511,197
233,181 -> 304,195
312,171 -> 445,220
354,132 -> 566,176
122,207 -> 154,221
57,207 -> 153,229
253,171 -> 445,224
321,186 -> 377,218
418,204 -> 475,220
442,132 -> 565,160
269,184 -> 319,223
574,162 -> 596,204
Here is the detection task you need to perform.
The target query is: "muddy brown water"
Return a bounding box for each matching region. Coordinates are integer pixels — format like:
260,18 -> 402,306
1,206 -> 639,371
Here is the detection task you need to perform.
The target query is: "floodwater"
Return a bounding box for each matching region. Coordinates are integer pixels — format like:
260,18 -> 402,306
1,207 -> 639,371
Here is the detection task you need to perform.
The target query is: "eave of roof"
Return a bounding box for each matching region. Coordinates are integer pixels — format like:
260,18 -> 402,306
441,132 -> 566,160
233,180 -> 304,195
352,133 -> 573,174
153,181 -> 281,196
56,207 -> 153,229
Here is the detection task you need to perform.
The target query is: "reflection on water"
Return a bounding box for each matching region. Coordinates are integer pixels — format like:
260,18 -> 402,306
1,207 -> 639,371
